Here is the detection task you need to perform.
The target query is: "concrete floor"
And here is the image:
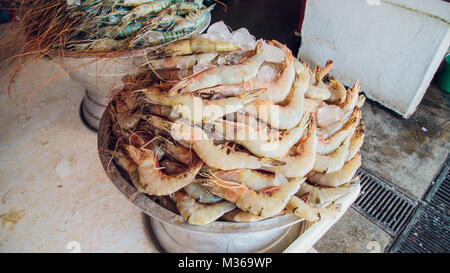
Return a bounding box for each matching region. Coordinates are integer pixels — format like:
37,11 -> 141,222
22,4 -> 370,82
314,208 -> 391,253
360,84 -> 450,200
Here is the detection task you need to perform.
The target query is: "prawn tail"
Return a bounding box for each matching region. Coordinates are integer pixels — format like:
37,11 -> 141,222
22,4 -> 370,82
355,120 -> 366,136
125,144 -> 144,164
260,157 -> 285,167
189,159 -> 204,173
283,45 -> 293,67
317,60 -> 333,81
206,3 -> 216,13
239,88 -> 267,104
349,174 -> 361,186
254,39 -> 263,53
125,144 -> 153,165
352,79 -> 360,94
317,203 -> 342,221
356,94 -> 366,108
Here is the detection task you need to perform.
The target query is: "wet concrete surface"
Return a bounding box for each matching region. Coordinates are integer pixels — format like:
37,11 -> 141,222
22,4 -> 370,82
360,84 -> 450,199
314,208 -> 392,253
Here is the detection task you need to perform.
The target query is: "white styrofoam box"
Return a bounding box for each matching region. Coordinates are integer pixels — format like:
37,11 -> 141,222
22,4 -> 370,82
298,0 -> 450,118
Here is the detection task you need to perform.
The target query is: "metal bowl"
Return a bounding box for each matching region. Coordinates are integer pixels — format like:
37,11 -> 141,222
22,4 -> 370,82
97,103 -> 304,253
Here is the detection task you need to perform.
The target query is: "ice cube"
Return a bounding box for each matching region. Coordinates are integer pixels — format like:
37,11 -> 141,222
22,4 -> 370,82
317,105 -> 344,127
232,28 -> 256,50
262,41 -> 285,63
257,64 -> 278,83
206,21 -> 233,41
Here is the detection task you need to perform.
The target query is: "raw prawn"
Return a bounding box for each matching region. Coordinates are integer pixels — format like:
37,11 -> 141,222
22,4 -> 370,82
221,209 -> 265,222
326,78 -> 347,105
125,144 -> 203,195
286,196 -> 341,222
121,0 -> 172,24
155,37 -> 240,57
297,176 -> 359,204
141,52 -> 219,71
244,68 -> 309,130
139,87 -> 264,124
172,191 -> 235,225
195,43 -> 296,104
213,169 -> 288,191
109,150 -> 145,193
170,121 -> 281,170
313,134 -> 351,174
184,182 -> 223,204
159,159 -> 186,174
316,107 -> 361,155
132,28 -> 195,48
160,137 -> 196,165
308,153 -> 361,187
212,113 -> 310,159
346,121 -> 365,162
261,117 -> 317,178
168,40 -> 265,95
340,80 -> 360,113
200,174 -> 304,218
168,1 -> 202,16
171,4 -> 214,31
119,0 -> 155,7
253,41 -> 296,103
305,61 -> 333,100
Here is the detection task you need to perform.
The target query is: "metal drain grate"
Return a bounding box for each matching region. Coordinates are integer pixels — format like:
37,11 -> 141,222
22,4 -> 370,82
388,164 -> 450,253
428,164 -> 450,212
352,167 -> 417,236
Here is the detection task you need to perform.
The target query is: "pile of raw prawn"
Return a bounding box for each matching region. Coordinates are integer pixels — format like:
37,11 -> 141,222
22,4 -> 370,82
105,34 -> 366,225
21,0 -> 214,53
